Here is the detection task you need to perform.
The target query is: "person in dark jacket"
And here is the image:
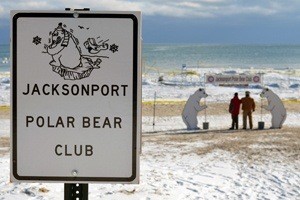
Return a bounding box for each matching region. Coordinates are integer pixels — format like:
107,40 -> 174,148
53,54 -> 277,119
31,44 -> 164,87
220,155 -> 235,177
241,91 -> 255,129
229,93 -> 241,129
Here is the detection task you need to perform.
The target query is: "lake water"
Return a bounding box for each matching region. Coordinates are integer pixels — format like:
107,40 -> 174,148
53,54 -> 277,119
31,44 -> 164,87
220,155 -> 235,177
2,44 -> 300,72
142,44 -> 300,72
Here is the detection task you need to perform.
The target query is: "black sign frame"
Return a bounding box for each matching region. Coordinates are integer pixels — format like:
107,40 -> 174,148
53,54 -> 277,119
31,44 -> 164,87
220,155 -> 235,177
12,12 -> 139,183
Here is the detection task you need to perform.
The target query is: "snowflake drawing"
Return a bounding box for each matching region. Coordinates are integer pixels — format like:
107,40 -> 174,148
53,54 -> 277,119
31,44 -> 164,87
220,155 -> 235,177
109,44 -> 119,53
32,36 -> 42,45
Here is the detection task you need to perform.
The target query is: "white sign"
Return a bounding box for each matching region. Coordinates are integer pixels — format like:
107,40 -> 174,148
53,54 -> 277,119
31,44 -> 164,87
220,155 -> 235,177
206,74 -> 261,85
11,10 -> 141,183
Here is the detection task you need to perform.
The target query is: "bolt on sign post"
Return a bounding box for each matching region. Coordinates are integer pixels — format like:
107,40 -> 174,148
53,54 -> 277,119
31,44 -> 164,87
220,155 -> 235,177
11,10 -> 141,184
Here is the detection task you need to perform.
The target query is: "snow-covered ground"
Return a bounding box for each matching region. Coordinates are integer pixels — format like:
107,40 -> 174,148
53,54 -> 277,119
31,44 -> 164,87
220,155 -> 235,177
1,68 -> 300,105
142,68 -> 300,102
0,68 -> 299,199
0,119 -> 9,136
1,129 -> 299,199
142,112 -> 300,133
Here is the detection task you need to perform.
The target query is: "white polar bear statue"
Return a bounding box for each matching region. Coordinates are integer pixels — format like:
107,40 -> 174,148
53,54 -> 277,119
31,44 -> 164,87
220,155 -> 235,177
261,88 -> 287,129
182,88 -> 208,130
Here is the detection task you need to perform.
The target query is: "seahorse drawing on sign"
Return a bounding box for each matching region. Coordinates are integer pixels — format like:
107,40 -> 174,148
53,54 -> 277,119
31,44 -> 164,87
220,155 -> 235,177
38,22 -> 119,80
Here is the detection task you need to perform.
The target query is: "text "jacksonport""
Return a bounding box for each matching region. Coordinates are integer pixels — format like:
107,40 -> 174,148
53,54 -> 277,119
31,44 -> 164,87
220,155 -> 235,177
22,83 -> 129,96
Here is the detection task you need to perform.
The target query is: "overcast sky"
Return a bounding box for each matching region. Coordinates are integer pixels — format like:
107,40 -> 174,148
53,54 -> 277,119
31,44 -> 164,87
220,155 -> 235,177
1,0 -> 300,44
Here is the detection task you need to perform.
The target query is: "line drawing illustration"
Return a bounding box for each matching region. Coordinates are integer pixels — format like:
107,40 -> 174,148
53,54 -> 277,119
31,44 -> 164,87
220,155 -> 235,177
84,38 -> 109,54
37,22 -> 118,80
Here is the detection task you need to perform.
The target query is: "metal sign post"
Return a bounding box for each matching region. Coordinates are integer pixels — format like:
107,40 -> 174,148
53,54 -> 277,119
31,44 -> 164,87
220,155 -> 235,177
258,72 -> 265,129
65,183 -> 88,200
203,73 -> 209,129
11,9 -> 141,188
152,91 -> 157,131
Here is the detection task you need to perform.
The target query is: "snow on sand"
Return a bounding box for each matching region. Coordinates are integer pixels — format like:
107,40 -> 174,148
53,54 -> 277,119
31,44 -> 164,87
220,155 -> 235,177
0,69 -> 299,199
0,128 -> 299,199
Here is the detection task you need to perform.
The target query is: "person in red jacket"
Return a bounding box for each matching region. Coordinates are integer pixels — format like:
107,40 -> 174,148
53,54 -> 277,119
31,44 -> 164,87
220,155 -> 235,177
229,93 -> 241,129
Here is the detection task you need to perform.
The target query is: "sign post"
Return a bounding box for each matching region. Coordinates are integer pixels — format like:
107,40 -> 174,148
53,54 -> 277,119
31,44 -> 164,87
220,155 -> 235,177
11,9 -> 141,191
64,183 -> 88,200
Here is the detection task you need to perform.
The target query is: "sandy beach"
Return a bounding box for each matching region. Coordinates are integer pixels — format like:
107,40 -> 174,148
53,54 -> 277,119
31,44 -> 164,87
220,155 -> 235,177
0,103 -> 299,199
142,100 -> 300,116
2,100 -> 299,157
0,106 -> 9,119
0,85 -> 299,199
1,100 -> 299,119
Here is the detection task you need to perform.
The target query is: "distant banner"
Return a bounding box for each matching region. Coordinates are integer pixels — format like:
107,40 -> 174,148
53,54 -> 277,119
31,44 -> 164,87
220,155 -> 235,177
206,74 -> 261,84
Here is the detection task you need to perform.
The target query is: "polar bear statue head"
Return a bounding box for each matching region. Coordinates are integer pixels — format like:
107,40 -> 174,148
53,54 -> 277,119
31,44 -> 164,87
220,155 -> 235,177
193,88 -> 208,100
260,88 -> 273,98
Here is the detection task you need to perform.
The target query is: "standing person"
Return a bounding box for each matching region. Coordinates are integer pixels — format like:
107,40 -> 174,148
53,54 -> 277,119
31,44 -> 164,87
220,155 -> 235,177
241,91 -> 255,129
229,93 -> 241,129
